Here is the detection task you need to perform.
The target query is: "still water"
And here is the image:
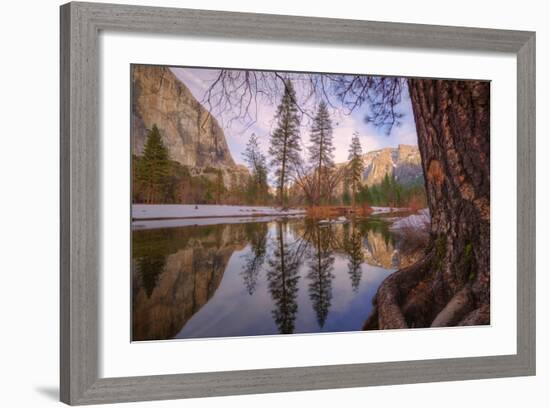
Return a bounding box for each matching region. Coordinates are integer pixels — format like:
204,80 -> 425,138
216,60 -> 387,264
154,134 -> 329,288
132,217 -> 419,341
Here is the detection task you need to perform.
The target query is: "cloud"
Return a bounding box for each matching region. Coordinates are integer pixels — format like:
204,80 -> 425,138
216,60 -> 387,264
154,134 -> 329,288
169,67 -> 418,166
388,119 -> 419,146
330,113 -> 381,163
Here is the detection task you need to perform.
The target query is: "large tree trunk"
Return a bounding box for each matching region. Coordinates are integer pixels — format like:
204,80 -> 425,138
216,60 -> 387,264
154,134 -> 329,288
365,79 -> 491,329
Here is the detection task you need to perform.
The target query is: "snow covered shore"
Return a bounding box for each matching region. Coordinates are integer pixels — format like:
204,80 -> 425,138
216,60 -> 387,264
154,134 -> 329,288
390,208 -> 430,231
131,204 -> 430,231
132,214 -> 305,230
371,206 -> 411,215
132,204 -> 306,220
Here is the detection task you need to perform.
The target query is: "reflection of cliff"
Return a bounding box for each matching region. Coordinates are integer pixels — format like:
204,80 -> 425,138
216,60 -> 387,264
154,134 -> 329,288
294,219 -> 422,271
362,230 -> 422,269
132,224 -> 247,341
362,230 -> 398,269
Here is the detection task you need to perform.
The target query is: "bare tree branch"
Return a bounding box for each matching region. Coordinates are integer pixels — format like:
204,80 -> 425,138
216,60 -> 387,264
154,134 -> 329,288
198,69 -> 406,136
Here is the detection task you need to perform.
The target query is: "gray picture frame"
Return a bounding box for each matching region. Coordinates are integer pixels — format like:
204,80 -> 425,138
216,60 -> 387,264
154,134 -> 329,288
60,1 -> 536,405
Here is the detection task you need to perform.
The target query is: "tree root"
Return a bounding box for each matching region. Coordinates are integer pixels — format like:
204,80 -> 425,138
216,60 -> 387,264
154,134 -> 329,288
430,286 -> 473,327
366,252 -> 435,330
362,306 -> 379,330
363,251 -> 489,330
458,304 -> 490,326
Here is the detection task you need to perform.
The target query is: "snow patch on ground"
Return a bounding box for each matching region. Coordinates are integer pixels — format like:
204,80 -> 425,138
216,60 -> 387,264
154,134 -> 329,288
132,204 -> 306,220
371,206 -> 411,215
390,208 -> 430,231
132,214 -> 304,230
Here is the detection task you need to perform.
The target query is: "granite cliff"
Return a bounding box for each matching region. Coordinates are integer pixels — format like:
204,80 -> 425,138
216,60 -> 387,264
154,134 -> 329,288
131,65 -> 249,187
361,144 -> 423,186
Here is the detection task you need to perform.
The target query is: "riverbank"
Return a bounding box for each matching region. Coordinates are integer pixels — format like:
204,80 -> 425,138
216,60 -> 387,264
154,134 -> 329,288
132,204 -> 306,220
133,204 -> 423,220
132,214 -> 306,230
132,204 -> 430,231
389,208 -> 430,231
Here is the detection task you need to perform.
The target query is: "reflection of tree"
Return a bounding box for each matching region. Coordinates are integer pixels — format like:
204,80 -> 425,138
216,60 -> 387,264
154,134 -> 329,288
344,223 -> 364,292
267,222 -> 302,334
305,223 -> 335,328
137,255 -> 166,298
240,223 -> 269,295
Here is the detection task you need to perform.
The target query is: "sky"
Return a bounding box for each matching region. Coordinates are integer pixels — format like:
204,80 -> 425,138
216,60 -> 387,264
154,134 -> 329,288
171,67 -> 418,166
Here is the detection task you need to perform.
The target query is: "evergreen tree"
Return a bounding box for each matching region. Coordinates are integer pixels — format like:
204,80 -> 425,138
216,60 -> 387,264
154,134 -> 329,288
308,101 -> 334,205
243,133 -> 269,203
269,80 -> 301,207
215,169 -> 225,204
347,132 -> 363,211
135,124 -> 170,203
342,186 -> 351,206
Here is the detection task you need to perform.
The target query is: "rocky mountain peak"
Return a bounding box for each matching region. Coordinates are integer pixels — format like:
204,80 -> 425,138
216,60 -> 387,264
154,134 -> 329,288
361,144 -> 423,186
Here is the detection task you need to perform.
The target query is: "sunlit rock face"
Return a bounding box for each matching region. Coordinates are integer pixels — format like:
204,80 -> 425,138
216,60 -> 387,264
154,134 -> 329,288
132,225 -> 248,341
333,144 -> 423,197
132,65 -> 235,168
362,144 -> 423,186
131,65 -> 250,189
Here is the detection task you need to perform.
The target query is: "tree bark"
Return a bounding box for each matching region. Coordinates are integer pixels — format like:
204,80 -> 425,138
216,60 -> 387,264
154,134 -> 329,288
366,79 -> 491,329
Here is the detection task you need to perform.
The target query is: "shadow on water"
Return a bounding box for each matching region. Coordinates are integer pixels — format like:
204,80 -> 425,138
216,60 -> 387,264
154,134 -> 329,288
132,217 -> 425,341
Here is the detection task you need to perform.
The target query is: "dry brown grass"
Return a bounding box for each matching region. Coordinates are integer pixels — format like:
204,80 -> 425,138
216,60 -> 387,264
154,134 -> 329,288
305,205 -> 373,219
356,204 -> 374,216
406,196 -> 425,212
306,206 -> 342,219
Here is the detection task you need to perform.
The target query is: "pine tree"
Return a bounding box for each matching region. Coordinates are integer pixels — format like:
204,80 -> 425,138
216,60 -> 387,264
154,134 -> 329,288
347,132 -> 363,211
342,186 -> 351,205
215,169 -> 224,204
243,133 -> 269,203
269,80 -> 301,207
308,101 -> 334,205
135,124 -> 170,203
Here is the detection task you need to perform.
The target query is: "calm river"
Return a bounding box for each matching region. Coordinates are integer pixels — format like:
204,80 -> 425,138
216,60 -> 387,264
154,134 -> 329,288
132,217 -> 421,341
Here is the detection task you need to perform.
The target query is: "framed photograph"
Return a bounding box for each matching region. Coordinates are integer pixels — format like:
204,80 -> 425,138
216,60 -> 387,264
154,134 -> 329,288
60,1 -> 535,405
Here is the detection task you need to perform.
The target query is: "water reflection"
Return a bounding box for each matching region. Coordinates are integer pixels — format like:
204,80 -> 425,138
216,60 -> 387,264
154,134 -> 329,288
343,223 -> 364,292
267,223 -> 302,334
240,222 -> 268,295
132,217 -> 423,341
136,255 -> 166,298
303,223 -> 336,328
